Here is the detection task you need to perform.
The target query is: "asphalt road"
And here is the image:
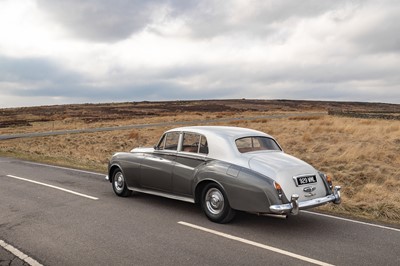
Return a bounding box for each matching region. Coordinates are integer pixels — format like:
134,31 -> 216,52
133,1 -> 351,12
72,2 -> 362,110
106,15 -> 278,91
0,112 -> 325,140
1,157 -> 399,266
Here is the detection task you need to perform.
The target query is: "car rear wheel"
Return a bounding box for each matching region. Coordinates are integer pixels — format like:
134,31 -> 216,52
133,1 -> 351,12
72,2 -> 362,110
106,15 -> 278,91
112,169 -> 132,197
201,183 -> 235,223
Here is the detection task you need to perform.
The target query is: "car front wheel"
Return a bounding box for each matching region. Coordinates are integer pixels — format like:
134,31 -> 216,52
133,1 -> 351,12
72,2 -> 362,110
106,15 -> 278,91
201,183 -> 235,223
112,169 -> 132,197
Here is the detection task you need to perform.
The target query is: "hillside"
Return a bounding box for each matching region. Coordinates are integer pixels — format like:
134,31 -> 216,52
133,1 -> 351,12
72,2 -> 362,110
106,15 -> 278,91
1,99 -> 399,128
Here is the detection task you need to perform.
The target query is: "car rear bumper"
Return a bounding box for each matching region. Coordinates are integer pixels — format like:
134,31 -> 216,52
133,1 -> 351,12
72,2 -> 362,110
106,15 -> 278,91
269,186 -> 341,215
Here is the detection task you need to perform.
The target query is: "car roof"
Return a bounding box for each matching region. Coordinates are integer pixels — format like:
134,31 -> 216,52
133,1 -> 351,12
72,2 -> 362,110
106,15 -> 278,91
166,126 -> 272,139
165,126 -> 277,162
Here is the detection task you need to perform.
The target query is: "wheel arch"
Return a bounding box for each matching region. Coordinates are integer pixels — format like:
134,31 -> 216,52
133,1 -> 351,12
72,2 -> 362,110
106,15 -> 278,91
194,179 -> 225,205
108,163 -> 122,183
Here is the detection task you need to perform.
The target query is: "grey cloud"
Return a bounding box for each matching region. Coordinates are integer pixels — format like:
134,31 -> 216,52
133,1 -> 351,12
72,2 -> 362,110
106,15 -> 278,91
35,0 -> 399,58
170,0 -> 359,39
156,58 -> 400,102
37,0 -> 358,42
37,0 -> 197,42
0,56 -> 83,84
0,55 -> 86,104
38,0 -> 158,42
279,86 -> 400,103
2,52 -> 399,106
353,9 -> 400,53
18,81 -> 230,103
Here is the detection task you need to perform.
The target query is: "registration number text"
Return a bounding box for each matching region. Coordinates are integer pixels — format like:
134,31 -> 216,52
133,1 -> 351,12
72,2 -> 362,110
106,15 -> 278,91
296,175 -> 317,185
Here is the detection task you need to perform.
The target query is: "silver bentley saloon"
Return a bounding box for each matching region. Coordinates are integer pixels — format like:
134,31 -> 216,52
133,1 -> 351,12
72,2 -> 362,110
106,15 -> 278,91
106,126 -> 341,223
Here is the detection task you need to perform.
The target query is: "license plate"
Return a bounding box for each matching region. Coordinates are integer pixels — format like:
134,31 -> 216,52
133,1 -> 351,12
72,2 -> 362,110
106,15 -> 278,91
296,175 -> 317,185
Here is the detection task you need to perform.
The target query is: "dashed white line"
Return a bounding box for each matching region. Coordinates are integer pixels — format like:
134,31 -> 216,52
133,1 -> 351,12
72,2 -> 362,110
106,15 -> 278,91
178,221 -> 334,266
6,174 -> 99,200
302,211 -> 400,233
0,239 -> 42,266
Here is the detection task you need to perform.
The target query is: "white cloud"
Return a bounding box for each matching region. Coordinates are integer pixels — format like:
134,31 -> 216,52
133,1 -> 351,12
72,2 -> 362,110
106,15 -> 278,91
0,0 -> 399,108
0,0 -> 66,57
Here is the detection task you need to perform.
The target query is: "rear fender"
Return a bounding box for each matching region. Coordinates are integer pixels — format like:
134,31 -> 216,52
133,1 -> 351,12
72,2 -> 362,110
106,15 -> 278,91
194,161 -> 282,213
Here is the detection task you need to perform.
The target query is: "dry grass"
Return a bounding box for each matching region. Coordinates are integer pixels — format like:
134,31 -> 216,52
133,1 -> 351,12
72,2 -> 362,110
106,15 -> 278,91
246,116 -> 400,223
1,112 -> 399,225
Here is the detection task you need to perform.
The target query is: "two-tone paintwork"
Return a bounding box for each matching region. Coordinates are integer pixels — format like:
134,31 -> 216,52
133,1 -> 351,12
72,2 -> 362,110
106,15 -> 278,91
107,126 -> 341,215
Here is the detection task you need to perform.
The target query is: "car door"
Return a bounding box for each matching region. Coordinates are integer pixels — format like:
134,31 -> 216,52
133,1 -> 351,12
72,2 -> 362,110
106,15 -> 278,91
140,132 -> 180,193
173,132 -> 209,196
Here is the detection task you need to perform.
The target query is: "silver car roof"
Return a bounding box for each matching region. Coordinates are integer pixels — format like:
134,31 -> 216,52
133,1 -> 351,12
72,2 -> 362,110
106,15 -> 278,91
167,126 -> 272,139
166,126 -> 277,162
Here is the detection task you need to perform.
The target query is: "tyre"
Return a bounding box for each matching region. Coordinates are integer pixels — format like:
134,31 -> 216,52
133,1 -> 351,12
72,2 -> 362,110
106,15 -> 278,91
112,169 -> 132,197
201,183 -> 235,223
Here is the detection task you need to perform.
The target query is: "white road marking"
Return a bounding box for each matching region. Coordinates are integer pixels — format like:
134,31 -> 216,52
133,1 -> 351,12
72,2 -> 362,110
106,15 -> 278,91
22,161 -> 105,176
178,221 -> 334,266
6,174 -> 99,200
0,239 -> 42,266
302,211 -> 400,233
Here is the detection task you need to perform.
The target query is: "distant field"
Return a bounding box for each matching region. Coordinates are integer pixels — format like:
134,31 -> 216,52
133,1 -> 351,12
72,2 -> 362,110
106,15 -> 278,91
1,99 -> 399,225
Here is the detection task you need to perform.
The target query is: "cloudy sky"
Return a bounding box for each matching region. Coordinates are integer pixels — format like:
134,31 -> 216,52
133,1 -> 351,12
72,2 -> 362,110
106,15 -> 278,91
0,0 -> 399,108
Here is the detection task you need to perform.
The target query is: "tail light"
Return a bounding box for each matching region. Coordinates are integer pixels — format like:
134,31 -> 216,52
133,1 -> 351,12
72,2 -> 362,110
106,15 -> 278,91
325,174 -> 333,190
274,181 -> 283,199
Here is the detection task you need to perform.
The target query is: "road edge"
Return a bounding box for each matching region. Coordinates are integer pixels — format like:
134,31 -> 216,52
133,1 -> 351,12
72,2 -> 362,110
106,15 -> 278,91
0,239 -> 43,266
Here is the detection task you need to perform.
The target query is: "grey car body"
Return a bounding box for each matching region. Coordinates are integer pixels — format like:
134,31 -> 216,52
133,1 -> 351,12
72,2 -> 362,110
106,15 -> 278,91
106,126 -> 341,223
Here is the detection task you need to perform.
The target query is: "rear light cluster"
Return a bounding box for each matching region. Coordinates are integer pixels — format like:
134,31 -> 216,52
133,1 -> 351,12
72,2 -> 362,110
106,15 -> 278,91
274,181 -> 283,199
325,174 -> 333,190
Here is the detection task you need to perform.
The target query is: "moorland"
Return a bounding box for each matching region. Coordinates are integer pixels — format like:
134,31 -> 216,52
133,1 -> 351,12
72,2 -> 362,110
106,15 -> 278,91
0,99 -> 399,225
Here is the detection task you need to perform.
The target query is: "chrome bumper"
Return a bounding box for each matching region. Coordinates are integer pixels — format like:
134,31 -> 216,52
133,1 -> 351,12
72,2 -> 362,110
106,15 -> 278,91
270,186 -> 341,215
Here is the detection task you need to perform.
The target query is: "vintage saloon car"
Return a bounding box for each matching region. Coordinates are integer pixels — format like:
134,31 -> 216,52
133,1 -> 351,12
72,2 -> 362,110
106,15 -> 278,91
106,126 -> 341,223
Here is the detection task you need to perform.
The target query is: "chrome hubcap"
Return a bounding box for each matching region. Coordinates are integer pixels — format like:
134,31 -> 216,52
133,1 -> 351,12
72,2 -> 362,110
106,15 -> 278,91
114,172 -> 124,192
205,188 -> 224,215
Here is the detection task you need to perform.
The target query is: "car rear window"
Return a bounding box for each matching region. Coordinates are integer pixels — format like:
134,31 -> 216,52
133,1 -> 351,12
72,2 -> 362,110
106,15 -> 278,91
235,136 -> 281,153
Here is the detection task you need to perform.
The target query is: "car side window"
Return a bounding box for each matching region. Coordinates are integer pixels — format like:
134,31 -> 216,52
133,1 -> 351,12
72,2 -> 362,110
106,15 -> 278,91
182,133 -> 208,154
199,135 -> 208,154
158,132 -> 180,151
